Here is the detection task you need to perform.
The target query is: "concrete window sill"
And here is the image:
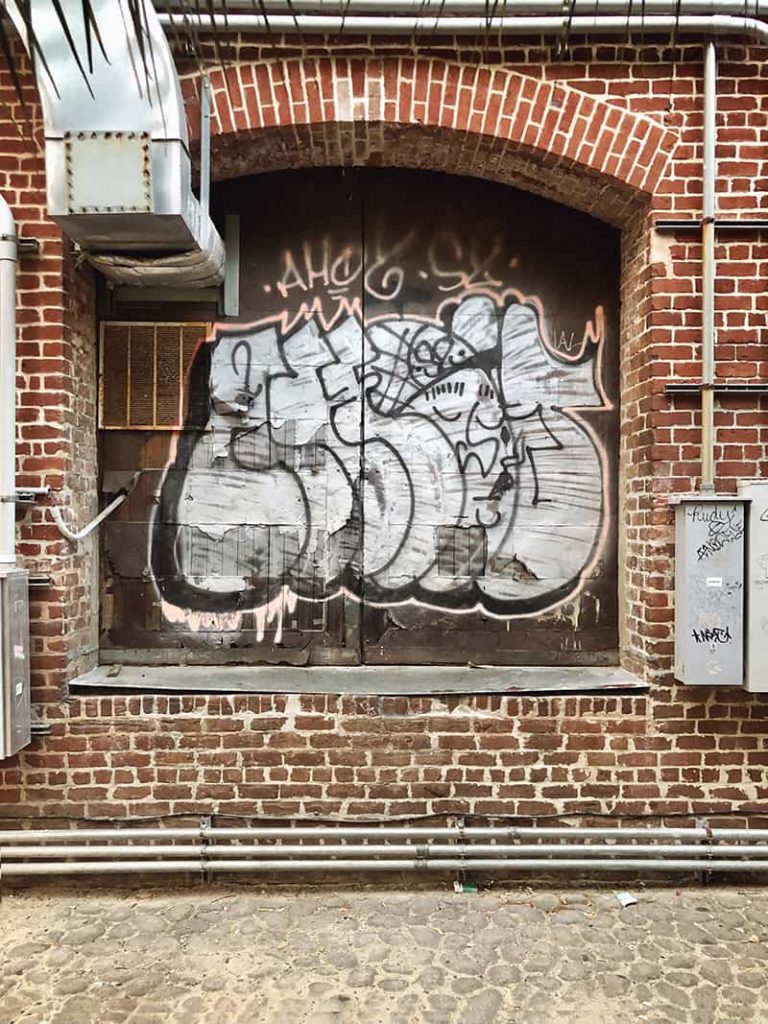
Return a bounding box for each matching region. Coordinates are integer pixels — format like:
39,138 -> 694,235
69,665 -> 647,696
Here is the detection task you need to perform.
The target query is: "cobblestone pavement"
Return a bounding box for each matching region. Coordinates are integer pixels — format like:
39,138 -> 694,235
1,882 -> 767,1023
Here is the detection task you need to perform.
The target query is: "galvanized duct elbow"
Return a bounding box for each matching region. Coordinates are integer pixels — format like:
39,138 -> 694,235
92,213 -> 224,287
6,0 -> 224,288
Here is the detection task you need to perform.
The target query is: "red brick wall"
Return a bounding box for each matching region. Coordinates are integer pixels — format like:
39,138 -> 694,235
1,48 -> 99,711
3,691 -> 766,825
1,32 -> 767,828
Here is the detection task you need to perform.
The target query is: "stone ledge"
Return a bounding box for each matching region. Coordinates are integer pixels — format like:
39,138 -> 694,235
69,664 -> 647,696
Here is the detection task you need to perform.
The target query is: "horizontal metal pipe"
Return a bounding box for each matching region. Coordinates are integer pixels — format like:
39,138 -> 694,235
157,11 -> 768,41
0,844 -> 198,858
1,860 -> 202,876
209,858 -> 768,872
199,826 -> 753,841
5,857 -> 768,877
4,842 -> 768,859
4,826 -> 768,843
0,828 -> 202,843
0,844 -> 204,858
163,0 -> 768,12
156,844 -> 768,859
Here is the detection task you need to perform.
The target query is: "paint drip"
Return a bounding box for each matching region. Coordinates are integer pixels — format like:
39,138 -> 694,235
161,600 -> 243,633
254,586 -> 299,644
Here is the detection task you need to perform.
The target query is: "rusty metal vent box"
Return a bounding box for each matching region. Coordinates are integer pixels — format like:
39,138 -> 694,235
0,568 -> 30,760
100,322 -> 209,430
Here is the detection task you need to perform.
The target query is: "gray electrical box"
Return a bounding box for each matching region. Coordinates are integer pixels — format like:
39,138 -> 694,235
738,480 -> 768,692
674,498 -> 746,687
0,568 -> 31,759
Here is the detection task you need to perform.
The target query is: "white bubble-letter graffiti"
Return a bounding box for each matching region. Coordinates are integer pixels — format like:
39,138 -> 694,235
152,294 -> 610,622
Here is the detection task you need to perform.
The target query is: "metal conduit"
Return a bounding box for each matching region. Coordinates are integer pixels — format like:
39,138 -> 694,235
49,493 -> 128,544
2,826 -> 768,877
701,39 -> 718,492
157,12 -> 768,41
4,825 -> 768,842
167,0 -> 768,11
0,195 -> 17,570
4,843 -> 768,859
4,859 -> 768,877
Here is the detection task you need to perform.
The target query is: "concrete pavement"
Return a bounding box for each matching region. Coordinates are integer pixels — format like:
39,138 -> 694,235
1,882 -> 767,1023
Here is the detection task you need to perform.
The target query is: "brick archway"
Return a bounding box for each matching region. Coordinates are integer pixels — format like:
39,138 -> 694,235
181,57 -> 678,224
178,56 -> 676,677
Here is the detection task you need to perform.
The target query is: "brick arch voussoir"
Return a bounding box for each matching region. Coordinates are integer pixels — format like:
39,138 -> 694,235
183,58 -> 677,220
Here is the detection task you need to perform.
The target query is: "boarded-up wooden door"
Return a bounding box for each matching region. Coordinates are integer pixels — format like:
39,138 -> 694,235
100,168 -> 619,667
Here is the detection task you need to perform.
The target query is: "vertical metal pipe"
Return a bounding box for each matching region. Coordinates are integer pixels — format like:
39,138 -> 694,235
700,41 -> 717,493
0,195 -> 17,567
200,75 -> 212,221
223,214 -> 241,317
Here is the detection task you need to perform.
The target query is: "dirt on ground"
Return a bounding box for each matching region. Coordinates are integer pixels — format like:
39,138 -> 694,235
1,880 -> 767,1023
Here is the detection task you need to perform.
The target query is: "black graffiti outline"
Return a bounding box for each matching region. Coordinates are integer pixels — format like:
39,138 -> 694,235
692,626 -> 733,645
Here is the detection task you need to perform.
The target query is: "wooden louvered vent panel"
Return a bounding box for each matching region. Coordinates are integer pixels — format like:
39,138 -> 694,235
99,322 -> 209,430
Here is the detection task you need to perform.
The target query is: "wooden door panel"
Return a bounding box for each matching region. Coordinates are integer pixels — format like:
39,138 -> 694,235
100,168 -> 619,667
100,174 -> 366,665
357,169 -> 620,665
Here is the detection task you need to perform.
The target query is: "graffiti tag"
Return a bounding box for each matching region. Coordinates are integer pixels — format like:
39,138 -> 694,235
692,626 -> 733,645
688,506 -> 744,561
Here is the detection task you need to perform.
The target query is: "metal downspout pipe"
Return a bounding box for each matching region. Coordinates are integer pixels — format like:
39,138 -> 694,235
701,41 -> 717,492
0,196 -> 16,569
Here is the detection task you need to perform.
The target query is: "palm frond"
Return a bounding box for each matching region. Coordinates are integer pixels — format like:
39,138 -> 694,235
0,11 -> 27,109
11,0 -> 62,99
284,0 -> 305,47
49,0 -> 94,96
82,0 -> 110,69
203,0 -> 235,108
126,0 -> 153,98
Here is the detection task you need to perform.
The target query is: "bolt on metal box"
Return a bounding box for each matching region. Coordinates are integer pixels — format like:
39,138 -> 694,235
63,132 -> 153,216
0,568 -> 30,760
673,498 -> 746,687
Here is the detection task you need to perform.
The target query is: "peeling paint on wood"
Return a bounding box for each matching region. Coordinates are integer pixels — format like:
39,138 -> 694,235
100,168 -> 619,666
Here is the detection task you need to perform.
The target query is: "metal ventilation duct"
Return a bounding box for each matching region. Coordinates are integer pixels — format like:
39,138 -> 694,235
6,0 -> 224,287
